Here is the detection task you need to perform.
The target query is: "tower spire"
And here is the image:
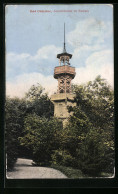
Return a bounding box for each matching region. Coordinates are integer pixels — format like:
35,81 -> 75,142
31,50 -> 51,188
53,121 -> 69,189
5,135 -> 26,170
63,23 -> 66,53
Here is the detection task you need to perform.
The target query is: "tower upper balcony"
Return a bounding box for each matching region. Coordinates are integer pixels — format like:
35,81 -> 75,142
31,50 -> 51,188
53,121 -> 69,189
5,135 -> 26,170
54,65 -> 76,79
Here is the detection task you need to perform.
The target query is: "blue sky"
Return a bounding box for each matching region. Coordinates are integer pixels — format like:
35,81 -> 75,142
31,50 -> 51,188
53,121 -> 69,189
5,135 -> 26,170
5,4 -> 113,98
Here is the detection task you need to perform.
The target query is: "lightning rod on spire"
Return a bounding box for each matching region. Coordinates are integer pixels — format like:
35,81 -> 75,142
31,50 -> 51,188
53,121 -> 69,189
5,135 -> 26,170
63,23 -> 66,53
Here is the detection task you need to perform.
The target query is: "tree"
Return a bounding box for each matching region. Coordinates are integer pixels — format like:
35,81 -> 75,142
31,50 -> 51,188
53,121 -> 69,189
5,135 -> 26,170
5,79 -> 114,176
77,128 -> 114,175
72,75 -> 114,131
5,97 -> 27,170
19,114 -> 63,165
25,83 -> 54,118
53,76 -> 114,176
5,84 -> 54,170
68,76 -> 114,175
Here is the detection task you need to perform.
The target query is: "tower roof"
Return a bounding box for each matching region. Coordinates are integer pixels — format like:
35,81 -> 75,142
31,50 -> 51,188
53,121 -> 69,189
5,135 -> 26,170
57,52 -> 72,59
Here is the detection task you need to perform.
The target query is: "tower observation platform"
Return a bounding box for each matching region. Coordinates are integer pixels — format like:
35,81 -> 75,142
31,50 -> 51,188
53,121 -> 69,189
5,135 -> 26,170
54,65 -> 75,79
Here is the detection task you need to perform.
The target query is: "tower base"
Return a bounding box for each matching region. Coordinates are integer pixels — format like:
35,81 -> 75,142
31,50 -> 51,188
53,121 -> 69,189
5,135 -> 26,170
51,93 -> 76,126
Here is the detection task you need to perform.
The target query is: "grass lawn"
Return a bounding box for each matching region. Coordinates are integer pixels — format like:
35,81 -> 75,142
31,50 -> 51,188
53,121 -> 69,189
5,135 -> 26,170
51,164 -> 113,178
51,164 -> 87,178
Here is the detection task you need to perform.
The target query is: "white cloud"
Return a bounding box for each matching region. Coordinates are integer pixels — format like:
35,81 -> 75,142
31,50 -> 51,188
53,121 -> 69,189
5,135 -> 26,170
67,18 -> 112,49
6,45 -> 61,98
71,43 -> 107,68
6,49 -> 114,98
86,50 -> 113,68
67,17 -> 113,86
33,45 -> 61,61
6,72 -> 57,98
6,45 -> 62,79
73,49 -> 114,88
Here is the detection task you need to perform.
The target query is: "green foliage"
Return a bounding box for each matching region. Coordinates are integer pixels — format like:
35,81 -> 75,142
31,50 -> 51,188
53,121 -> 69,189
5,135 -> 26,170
5,97 -> 27,170
75,128 -> 114,175
5,83 -> 54,170
52,149 -> 76,167
25,83 -> 54,118
19,114 -> 62,165
64,76 -> 114,175
72,75 -> 114,130
5,77 -> 114,177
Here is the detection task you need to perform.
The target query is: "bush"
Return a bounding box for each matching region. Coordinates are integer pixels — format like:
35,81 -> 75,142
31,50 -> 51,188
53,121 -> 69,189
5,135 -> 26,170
19,115 -> 63,166
52,149 -> 77,167
51,164 -> 86,178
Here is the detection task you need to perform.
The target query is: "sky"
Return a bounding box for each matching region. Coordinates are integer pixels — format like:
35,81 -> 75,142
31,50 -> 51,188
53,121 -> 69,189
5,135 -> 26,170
5,4 -> 114,98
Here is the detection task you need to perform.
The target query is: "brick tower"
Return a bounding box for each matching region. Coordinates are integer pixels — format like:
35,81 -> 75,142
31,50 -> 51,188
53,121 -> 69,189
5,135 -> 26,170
51,24 -> 76,124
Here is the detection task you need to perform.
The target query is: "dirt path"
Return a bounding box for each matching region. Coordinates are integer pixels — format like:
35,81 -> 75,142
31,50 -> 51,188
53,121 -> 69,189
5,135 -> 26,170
7,158 -> 67,179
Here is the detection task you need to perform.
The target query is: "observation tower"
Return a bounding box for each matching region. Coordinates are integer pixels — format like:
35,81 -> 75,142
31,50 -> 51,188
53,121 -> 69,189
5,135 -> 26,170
51,24 -> 76,124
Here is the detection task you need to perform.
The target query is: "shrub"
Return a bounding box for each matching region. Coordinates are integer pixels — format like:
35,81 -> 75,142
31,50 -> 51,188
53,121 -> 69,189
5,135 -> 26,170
52,149 -> 77,167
